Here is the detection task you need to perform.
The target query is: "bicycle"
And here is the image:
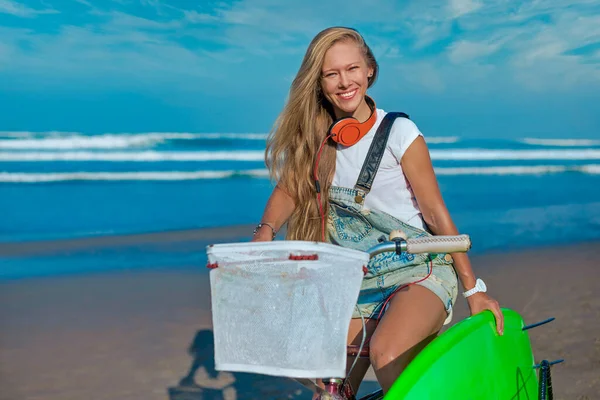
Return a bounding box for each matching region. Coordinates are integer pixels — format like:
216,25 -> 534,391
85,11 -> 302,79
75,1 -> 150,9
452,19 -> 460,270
207,231 -> 562,400
294,230 -> 471,400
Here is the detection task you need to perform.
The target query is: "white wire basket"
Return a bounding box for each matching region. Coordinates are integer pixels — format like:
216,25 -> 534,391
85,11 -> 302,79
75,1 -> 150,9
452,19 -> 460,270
207,240 -> 369,378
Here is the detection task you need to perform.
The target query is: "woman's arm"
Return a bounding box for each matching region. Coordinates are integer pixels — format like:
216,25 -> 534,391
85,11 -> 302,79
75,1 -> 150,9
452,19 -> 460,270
401,136 -> 504,335
252,184 -> 296,241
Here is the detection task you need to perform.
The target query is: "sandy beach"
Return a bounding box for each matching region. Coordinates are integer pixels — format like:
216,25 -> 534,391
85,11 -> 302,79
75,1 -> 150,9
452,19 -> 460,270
1,234 -> 598,400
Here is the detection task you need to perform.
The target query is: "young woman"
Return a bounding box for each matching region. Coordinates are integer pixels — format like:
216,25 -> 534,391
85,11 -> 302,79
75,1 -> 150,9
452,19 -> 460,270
252,26 -> 504,396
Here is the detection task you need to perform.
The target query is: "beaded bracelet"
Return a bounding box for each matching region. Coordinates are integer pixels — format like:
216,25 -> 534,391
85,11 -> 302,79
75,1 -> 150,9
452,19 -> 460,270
253,222 -> 277,239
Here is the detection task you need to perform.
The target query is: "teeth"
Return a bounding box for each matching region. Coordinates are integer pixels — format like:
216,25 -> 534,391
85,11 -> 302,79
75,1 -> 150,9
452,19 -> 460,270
339,90 -> 356,99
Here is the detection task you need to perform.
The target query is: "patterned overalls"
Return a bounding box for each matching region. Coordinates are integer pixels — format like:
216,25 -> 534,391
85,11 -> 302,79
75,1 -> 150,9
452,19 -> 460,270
326,112 -> 458,324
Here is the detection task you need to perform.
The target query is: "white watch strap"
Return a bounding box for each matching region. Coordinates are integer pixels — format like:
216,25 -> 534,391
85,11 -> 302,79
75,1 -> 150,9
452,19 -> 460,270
462,286 -> 480,298
462,278 -> 486,298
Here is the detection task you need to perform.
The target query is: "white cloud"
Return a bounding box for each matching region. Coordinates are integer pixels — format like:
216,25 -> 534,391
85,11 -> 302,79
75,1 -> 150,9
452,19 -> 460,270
498,9 -> 600,90
183,10 -> 220,24
0,20 -> 216,91
0,0 -> 58,17
95,10 -> 183,30
430,1 -> 600,91
448,40 -> 500,63
448,0 -> 482,19
0,0 -> 598,95
411,20 -> 453,49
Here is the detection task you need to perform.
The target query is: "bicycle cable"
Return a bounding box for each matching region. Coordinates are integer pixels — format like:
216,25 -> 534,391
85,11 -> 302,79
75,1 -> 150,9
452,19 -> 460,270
344,304 -> 367,391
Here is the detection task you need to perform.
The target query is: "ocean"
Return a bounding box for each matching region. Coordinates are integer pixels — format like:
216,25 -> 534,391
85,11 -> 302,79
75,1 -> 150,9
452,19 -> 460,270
1,131 -> 599,279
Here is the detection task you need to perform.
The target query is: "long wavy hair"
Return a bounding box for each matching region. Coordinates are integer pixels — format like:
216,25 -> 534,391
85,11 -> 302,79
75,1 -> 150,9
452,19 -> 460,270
265,27 -> 379,241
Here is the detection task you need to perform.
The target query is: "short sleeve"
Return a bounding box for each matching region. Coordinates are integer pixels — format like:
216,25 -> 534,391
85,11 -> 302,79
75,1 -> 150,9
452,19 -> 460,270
388,117 -> 424,163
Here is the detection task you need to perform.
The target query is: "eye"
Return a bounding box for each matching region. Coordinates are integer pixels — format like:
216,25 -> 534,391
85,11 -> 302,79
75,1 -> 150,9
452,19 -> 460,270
324,72 -> 337,78
349,66 -> 359,71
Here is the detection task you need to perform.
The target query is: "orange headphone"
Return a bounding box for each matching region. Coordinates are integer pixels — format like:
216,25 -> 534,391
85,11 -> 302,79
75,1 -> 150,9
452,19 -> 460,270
328,96 -> 377,147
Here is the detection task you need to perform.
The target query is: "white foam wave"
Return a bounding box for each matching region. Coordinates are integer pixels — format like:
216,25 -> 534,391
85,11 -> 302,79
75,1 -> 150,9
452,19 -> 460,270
4,131 -> 599,151
426,136 -> 460,144
0,131 -> 455,147
161,133 -> 268,140
434,165 -> 597,175
0,131 -> 37,138
0,136 -> 160,150
0,151 -> 265,161
580,164 -> 600,174
0,132 -> 268,149
0,170 -> 270,183
3,149 -> 600,162
1,165 -> 598,183
521,138 -> 600,147
0,133 -> 455,150
428,149 -> 600,160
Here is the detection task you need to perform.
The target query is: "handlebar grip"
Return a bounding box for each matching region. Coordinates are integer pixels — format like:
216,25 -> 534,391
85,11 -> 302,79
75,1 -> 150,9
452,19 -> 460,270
406,234 -> 471,254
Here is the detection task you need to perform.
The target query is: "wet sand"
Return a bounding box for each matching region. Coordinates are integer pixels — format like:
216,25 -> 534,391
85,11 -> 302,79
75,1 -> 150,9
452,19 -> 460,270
1,238 -> 598,399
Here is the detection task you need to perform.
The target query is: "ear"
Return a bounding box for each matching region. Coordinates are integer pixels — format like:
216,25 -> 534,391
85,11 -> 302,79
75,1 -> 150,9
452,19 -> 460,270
367,66 -> 374,78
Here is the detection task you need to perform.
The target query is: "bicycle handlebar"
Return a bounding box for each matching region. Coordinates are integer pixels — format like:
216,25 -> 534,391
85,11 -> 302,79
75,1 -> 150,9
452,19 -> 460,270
367,234 -> 471,259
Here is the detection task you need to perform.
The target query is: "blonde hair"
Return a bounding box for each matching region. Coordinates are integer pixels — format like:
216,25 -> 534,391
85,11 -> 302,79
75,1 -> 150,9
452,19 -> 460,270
265,27 -> 379,241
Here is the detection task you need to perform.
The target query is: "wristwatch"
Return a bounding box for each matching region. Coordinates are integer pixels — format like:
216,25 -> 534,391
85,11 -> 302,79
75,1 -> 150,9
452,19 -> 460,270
462,278 -> 487,298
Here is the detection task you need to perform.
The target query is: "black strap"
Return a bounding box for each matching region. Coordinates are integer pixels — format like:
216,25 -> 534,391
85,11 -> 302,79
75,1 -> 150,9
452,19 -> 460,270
354,112 -> 410,195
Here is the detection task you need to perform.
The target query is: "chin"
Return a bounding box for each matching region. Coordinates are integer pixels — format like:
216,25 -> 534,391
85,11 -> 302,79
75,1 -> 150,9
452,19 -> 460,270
333,97 -> 362,116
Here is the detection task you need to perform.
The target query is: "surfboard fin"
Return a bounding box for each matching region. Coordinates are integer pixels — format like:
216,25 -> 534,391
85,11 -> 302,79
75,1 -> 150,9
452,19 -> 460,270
534,359 -> 564,368
522,317 -> 555,330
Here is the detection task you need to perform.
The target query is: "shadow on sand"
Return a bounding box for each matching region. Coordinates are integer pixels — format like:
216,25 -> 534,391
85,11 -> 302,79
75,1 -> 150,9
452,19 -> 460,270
167,329 -> 313,399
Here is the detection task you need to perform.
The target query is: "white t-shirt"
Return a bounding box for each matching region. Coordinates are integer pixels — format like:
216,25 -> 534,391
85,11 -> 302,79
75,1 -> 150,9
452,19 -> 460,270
332,108 -> 426,231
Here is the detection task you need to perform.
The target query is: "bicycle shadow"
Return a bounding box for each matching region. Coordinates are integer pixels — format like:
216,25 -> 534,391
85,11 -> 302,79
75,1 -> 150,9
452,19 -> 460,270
167,329 -> 312,400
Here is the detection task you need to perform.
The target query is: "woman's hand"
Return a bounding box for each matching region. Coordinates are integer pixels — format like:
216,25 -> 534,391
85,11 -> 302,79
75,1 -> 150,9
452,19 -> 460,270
467,293 -> 504,335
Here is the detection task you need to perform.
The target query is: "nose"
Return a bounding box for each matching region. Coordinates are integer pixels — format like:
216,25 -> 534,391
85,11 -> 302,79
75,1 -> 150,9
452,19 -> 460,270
338,71 -> 351,88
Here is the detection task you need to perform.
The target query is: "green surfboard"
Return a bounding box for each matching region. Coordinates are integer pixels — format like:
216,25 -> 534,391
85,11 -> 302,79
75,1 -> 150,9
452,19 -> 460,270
385,308 -> 538,399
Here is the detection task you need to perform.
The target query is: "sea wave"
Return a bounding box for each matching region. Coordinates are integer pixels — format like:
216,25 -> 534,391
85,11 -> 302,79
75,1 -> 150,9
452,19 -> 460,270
521,138 -> 600,147
0,151 -> 265,161
0,132 -> 269,149
0,136 -> 160,150
434,164 -> 600,175
0,170 -> 270,182
426,136 -> 460,144
427,149 -> 600,160
0,131 -> 462,150
3,149 -> 600,162
0,131 -> 46,138
1,165 -> 598,182
4,131 -> 600,151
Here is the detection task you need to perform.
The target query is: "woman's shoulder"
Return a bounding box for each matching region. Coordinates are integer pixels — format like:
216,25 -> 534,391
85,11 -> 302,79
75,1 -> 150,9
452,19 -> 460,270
376,109 -> 422,138
377,109 -> 424,158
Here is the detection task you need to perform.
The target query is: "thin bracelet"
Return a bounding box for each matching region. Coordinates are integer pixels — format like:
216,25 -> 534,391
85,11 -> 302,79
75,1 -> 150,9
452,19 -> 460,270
253,222 -> 277,239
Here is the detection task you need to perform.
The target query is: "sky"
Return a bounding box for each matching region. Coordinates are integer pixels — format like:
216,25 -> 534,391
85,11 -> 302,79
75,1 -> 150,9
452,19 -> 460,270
0,0 -> 599,138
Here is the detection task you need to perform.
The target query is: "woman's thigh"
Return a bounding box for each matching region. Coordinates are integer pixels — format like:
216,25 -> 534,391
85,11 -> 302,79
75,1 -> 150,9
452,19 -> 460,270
369,284 -> 447,392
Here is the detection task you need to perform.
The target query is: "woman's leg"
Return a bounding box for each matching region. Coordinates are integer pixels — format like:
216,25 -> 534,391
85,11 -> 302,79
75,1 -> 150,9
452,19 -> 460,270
312,317 -> 377,399
369,284 -> 447,393
343,317 -> 378,395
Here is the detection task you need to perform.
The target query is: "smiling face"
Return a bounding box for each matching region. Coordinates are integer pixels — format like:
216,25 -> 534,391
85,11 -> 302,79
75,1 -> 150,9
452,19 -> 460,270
320,40 -> 374,121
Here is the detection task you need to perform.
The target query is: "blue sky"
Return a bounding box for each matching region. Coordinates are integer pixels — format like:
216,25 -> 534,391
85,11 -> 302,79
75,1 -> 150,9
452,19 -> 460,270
0,0 -> 599,138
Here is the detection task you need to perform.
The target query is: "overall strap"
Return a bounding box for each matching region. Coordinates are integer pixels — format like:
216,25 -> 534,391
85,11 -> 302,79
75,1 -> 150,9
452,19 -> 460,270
354,112 -> 410,202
